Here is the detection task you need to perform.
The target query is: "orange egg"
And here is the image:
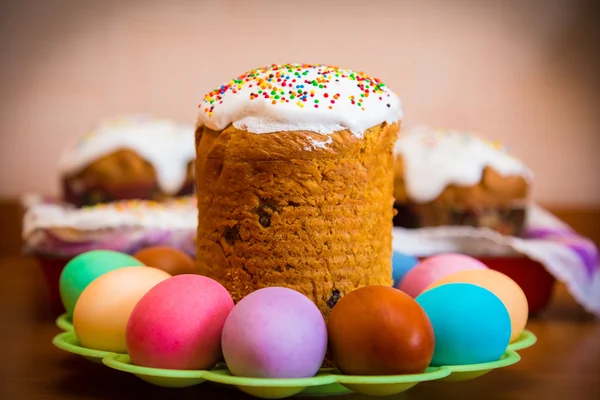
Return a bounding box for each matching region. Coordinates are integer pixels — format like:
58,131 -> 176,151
73,266 -> 171,352
424,269 -> 528,342
133,246 -> 196,276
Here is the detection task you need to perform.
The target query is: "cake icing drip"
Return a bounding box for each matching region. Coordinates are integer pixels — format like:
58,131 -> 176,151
305,136 -> 333,151
197,64 -> 403,137
59,115 -> 195,194
395,126 -> 533,203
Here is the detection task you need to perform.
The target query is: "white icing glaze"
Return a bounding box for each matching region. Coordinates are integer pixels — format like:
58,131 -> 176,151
22,197 -> 198,234
197,64 -> 402,138
305,136 -> 333,151
59,115 -> 195,194
395,125 -> 533,203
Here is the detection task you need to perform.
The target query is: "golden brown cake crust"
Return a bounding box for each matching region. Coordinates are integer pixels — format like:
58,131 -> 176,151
62,150 -> 195,206
195,122 -> 399,320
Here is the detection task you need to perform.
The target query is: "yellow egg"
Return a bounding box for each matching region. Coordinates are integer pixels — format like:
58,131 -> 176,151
424,269 -> 529,342
73,266 -> 171,352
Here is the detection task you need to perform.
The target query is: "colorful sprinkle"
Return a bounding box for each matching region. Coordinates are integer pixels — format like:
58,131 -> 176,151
199,64 -> 394,114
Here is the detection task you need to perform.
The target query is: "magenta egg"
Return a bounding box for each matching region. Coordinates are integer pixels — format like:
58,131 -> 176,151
398,253 -> 488,298
222,287 -> 327,378
126,274 -> 234,370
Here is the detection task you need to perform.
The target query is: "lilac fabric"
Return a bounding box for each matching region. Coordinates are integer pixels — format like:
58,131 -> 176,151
26,229 -> 196,259
525,227 -> 599,278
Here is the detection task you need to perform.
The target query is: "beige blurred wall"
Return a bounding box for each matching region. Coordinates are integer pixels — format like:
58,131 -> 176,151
0,0 -> 598,206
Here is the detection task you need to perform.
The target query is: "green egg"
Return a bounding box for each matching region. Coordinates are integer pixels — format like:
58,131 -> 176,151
59,250 -> 144,317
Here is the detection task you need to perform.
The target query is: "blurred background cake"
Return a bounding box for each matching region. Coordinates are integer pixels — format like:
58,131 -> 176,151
194,63 -> 402,319
22,196 -> 198,259
393,126 -> 533,236
21,194 -> 198,315
59,115 -> 196,207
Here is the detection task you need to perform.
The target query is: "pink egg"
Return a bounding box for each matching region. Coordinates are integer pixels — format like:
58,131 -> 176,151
398,253 -> 488,298
126,274 -> 234,370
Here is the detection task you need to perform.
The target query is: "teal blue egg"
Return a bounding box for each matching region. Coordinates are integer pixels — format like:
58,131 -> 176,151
415,283 -> 511,366
391,251 -> 419,287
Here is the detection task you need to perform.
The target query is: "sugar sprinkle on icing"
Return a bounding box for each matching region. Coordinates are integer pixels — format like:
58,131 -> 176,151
22,196 -> 198,234
197,64 -> 403,137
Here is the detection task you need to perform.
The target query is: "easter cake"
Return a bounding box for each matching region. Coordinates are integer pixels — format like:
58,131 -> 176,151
22,196 -> 198,259
59,115 -> 196,207
22,196 -> 198,315
393,125 -> 533,236
194,63 -> 402,319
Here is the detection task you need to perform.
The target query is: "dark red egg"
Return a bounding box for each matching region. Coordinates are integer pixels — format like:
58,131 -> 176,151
327,285 -> 435,375
133,246 -> 196,276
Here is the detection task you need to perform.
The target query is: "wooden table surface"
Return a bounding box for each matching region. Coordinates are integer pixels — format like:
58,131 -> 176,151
1,255 -> 599,400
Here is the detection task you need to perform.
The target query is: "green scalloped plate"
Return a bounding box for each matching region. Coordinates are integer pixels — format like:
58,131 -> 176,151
102,353 -> 450,397
55,313 -> 73,332
440,350 -> 520,382
53,330 -> 536,398
508,329 -> 537,352
52,331 -> 124,364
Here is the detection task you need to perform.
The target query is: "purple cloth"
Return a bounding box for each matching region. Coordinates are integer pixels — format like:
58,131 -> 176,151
26,229 -> 196,259
525,227 -> 599,278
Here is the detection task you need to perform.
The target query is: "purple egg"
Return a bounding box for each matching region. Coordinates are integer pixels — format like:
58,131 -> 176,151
221,287 -> 327,378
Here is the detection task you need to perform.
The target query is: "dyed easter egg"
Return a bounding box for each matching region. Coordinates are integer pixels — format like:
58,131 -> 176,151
416,283 -> 511,366
222,287 -> 327,378
398,253 -> 487,297
126,274 -> 234,370
425,269 -> 529,342
392,251 -> 419,286
73,266 -> 171,352
59,250 -> 144,317
327,285 -> 435,375
133,246 -> 196,276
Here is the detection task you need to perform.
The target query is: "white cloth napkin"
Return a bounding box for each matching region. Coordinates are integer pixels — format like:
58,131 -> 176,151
392,204 -> 600,316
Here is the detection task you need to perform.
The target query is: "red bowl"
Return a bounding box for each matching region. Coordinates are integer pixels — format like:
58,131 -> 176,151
37,254 -> 557,318
37,252 -> 157,317
476,256 -> 556,315
36,256 -> 69,316
412,254 -> 557,315
419,256 -> 556,315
